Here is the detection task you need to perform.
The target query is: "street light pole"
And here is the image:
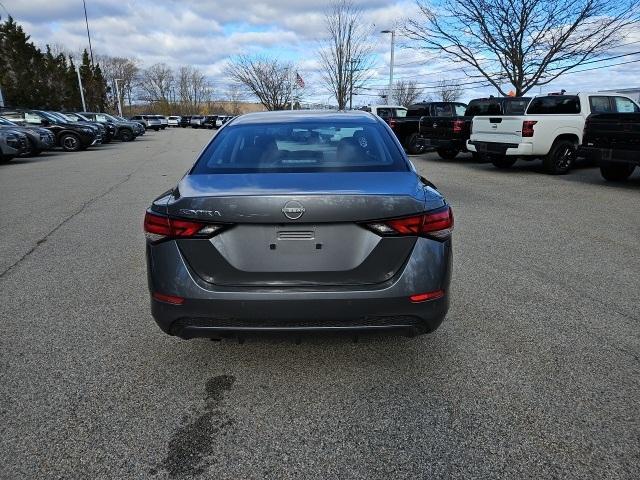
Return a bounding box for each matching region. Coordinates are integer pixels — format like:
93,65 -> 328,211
381,30 -> 395,105
115,79 -> 123,117
76,64 -> 87,111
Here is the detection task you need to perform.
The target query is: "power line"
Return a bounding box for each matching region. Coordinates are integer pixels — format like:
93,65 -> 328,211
361,51 -> 640,91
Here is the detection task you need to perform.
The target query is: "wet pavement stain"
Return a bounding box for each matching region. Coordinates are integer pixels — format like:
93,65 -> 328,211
160,375 -> 236,478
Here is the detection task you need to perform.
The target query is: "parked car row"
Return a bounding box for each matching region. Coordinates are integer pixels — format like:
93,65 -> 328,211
170,114 -> 235,129
0,108 -> 151,162
375,92 -> 640,181
130,115 -> 167,131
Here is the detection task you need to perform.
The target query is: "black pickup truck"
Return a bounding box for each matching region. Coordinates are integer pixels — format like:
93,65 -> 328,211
388,102 -> 465,155
419,97 -> 531,160
580,112 -> 640,181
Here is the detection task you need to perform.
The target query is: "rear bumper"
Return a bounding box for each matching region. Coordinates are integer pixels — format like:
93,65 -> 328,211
467,140 -> 533,156
579,146 -> 640,166
419,137 -> 467,151
147,237 -> 452,337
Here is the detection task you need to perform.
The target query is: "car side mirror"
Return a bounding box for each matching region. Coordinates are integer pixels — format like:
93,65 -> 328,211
41,119 -> 50,126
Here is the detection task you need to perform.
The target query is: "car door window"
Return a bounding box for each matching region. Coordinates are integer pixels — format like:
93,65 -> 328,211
394,108 -> 408,117
24,112 -> 42,124
613,96 -> 639,113
377,108 -> 392,118
454,104 -> 466,116
96,114 -> 108,122
589,96 -> 613,113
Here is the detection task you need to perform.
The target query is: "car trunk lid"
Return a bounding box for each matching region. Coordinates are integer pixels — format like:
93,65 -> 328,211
169,172 -> 437,287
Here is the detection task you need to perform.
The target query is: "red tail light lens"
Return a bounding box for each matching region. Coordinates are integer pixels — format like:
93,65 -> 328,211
152,292 -> 185,305
366,206 -> 454,240
389,118 -> 397,129
410,290 -> 445,303
144,211 -> 227,242
522,120 -> 537,137
452,119 -> 465,133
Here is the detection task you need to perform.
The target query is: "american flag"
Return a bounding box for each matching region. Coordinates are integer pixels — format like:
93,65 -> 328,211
295,72 -> 305,88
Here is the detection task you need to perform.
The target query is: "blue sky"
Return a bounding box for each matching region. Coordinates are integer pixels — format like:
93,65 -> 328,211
3,0 -> 639,105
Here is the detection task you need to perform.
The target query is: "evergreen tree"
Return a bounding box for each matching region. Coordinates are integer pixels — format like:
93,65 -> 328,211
0,17 -> 46,107
0,17 -> 109,110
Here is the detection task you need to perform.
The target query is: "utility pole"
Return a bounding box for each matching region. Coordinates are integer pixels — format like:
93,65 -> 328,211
381,30 -> 395,105
83,0 -> 94,66
76,64 -> 87,111
290,70 -> 295,110
115,79 -> 123,117
349,59 -> 356,110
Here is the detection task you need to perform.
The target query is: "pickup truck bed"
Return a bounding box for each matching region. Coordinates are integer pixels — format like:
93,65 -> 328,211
580,113 -> 640,181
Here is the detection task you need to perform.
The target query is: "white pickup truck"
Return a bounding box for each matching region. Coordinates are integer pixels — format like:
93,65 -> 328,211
467,92 -> 640,174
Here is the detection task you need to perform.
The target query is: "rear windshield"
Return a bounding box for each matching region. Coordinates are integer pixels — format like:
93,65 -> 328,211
465,100 -> 502,116
191,121 -> 408,174
527,96 -> 580,114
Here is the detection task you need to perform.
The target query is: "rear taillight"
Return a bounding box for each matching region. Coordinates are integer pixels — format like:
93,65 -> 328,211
144,211 -> 227,242
389,118 -> 397,130
365,206 -> 454,241
452,119 -> 465,133
522,120 -> 537,137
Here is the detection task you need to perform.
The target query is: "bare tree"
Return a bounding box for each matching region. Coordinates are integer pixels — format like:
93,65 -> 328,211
226,55 -> 292,111
318,0 -> 374,109
436,79 -> 463,102
405,0 -> 639,96
225,84 -> 246,115
177,65 -> 211,113
138,63 -> 174,106
97,55 -> 139,114
382,80 -> 424,106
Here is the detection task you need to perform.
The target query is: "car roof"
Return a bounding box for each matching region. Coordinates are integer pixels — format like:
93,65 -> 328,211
232,110 -> 378,126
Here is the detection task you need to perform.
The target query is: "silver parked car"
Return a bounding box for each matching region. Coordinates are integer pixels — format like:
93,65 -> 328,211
131,115 -> 162,131
145,110 -> 453,339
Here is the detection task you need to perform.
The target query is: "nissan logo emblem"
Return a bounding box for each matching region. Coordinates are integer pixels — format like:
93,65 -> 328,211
282,200 -> 305,220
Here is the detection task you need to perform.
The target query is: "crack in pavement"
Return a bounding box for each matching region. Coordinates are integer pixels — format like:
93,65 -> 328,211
0,167 -> 143,280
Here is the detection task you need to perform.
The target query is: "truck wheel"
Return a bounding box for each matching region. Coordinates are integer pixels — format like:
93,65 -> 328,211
543,139 -> 577,174
491,155 -> 516,169
60,133 -> 82,152
437,148 -> 459,160
471,152 -> 482,162
406,133 -> 425,155
600,162 -> 635,181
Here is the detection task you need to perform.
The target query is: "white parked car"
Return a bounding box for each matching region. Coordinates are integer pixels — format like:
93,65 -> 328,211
167,116 -> 181,127
363,105 -> 408,121
467,92 -> 640,174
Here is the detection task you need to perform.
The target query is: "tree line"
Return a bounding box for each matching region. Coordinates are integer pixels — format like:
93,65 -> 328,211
0,16 -> 238,115
0,18 -> 107,111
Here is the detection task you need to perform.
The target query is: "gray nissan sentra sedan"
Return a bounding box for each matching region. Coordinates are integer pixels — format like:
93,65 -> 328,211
145,110 -> 453,339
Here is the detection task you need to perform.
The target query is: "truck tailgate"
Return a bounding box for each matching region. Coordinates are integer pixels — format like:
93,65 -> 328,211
471,116 -> 524,143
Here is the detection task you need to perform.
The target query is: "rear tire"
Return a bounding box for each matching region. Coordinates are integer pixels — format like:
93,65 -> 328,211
120,129 -> 134,142
491,155 -> 516,169
406,133 -> 425,155
60,133 -> 82,152
543,139 -> 577,174
153,127 -> 159,131
437,148 -> 459,160
600,162 -> 635,181
471,152 -> 481,162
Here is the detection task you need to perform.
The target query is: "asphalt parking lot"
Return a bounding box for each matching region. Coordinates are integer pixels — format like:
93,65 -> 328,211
1,127 -> 639,479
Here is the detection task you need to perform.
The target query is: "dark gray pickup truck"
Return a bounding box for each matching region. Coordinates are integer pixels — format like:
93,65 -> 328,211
580,111 -> 640,181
